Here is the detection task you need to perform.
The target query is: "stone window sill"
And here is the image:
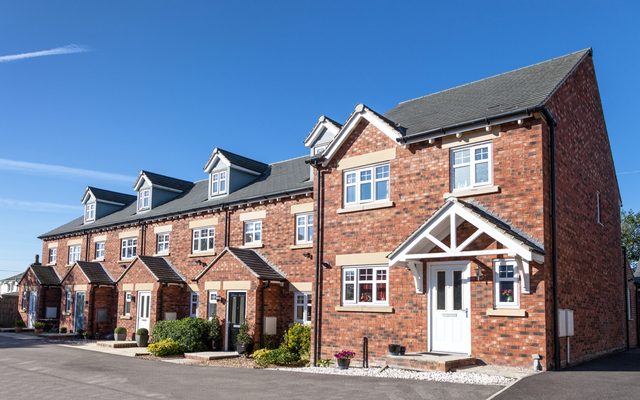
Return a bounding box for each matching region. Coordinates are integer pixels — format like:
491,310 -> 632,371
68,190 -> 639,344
92,258 -> 105,262
46,263 -> 56,267
444,185 -> 500,199
290,243 -> 313,250
188,252 -> 216,258
485,308 -> 527,317
335,305 -> 394,313
118,259 -> 134,264
153,253 -> 170,257
337,201 -> 395,214
119,315 -> 132,320
240,243 -> 263,249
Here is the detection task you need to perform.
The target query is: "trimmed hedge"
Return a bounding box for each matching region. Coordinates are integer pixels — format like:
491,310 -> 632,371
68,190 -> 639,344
152,317 -> 213,353
148,339 -> 182,357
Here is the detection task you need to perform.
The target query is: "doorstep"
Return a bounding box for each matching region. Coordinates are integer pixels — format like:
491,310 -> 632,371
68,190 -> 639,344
59,342 -> 149,357
184,351 -> 240,361
97,340 -> 138,349
383,353 -> 479,372
37,333 -> 78,340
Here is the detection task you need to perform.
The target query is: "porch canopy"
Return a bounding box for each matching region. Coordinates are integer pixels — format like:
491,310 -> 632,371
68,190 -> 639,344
388,198 -> 544,294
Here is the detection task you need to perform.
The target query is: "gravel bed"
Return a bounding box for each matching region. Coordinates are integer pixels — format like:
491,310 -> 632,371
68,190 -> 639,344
269,366 -> 515,386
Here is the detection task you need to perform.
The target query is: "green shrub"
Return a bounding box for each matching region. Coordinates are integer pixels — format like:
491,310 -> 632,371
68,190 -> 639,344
282,323 -> 311,360
261,334 -> 280,350
136,328 -> 149,336
148,339 -> 182,357
114,327 -> 126,334
15,319 -> 26,328
209,318 -> 221,345
316,358 -> 333,367
60,327 -> 68,333
152,317 -> 212,353
34,321 -> 46,329
236,322 -> 253,346
253,347 -> 300,366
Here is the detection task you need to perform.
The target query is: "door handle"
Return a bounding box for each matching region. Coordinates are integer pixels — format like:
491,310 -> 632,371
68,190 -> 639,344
463,308 -> 469,317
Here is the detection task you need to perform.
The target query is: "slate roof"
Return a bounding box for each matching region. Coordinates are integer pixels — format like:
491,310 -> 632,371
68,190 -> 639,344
133,256 -> 185,283
73,261 -> 114,284
27,265 -> 61,286
384,49 -> 590,137
40,156 -> 311,238
215,148 -> 270,173
0,272 -> 24,282
87,187 -> 136,205
139,171 -> 194,192
194,247 -> 285,281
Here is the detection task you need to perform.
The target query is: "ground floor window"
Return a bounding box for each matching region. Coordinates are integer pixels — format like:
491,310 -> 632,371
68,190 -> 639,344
124,291 -> 132,315
342,265 -> 388,305
65,289 -> 73,313
294,292 -> 311,324
207,291 -> 217,320
494,260 -> 519,308
190,292 -> 199,318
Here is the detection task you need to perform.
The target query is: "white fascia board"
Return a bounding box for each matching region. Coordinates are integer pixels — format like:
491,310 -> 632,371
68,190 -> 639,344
133,173 -> 152,192
304,115 -> 341,147
96,199 -> 126,206
321,104 -> 403,167
204,150 -> 230,173
81,189 -> 95,205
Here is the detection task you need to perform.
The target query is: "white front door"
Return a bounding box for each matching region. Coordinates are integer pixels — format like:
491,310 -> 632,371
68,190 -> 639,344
137,291 -> 151,332
27,291 -> 37,328
429,262 -> 471,354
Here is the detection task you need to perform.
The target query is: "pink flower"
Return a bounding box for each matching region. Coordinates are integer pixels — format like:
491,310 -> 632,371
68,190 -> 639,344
334,350 -> 356,360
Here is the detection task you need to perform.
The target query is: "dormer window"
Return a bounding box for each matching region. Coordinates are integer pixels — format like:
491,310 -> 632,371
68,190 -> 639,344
84,203 -> 96,223
210,170 -> 228,196
138,189 -> 151,211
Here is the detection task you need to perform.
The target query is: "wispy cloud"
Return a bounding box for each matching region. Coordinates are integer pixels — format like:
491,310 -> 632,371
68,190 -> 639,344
0,158 -> 134,183
0,198 -> 78,213
618,170 -> 640,176
0,44 -> 89,63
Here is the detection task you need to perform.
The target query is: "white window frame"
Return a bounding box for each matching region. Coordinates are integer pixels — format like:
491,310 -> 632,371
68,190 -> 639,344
494,260 -> 520,308
210,170 -> 228,196
244,220 -> 262,246
68,245 -> 81,264
207,290 -> 218,320
48,247 -> 57,264
343,162 -> 390,207
295,213 -> 313,245
124,291 -> 132,316
65,289 -> 73,314
94,241 -> 105,260
84,202 -> 96,223
190,292 -> 199,318
450,142 -> 493,191
120,237 -> 137,260
156,233 -> 170,255
138,189 -> 151,211
342,265 -> 389,306
294,292 -> 312,324
192,227 -> 215,253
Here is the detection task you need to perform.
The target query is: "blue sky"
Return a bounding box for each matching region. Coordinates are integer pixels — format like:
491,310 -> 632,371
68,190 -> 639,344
1,1 -> 638,278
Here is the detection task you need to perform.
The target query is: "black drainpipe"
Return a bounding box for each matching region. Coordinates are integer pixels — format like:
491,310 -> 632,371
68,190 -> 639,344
224,208 -> 230,247
312,164 -> 324,366
623,247 -> 630,350
84,232 -> 90,261
141,223 -> 147,256
541,107 -> 560,370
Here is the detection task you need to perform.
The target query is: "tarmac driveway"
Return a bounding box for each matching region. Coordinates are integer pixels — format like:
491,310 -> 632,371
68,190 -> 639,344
0,333 -> 500,400
495,348 -> 640,400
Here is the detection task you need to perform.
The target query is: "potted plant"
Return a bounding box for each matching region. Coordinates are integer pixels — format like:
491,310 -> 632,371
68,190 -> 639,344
114,327 -> 127,341
388,343 -> 401,355
235,322 -> 253,354
82,330 -> 92,340
60,327 -> 68,334
14,319 -> 26,333
334,350 -> 355,370
209,318 -> 221,350
34,321 -> 46,334
136,328 -> 149,347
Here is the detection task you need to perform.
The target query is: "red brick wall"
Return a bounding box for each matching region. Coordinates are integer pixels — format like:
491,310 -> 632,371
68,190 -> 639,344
116,260 -> 159,337
545,53 -> 627,367
17,268 -> 61,326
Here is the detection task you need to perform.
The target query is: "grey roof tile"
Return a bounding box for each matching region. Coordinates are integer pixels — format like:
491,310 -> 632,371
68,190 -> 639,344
136,256 -> 185,283
28,265 -> 61,286
215,148 -> 269,173
87,187 -> 136,205
384,49 -> 590,136
139,171 -> 194,192
227,247 -> 285,281
74,261 -> 114,284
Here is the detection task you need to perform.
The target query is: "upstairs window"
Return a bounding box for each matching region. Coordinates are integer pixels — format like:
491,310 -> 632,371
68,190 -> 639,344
156,233 -> 170,255
95,241 -> 105,260
342,266 -> 388,305
451,143 -> 492,190
494,260 -> 519,308
192,228 -> 215,253
68,245 -> 81,264
295,213 -> 313,245
120,238 -> 137,260
210,170 -> 228,196
244,220 -> 262,246
138,189 -> 151,211
344,163 -> 390,206
84,203 -> 96,223
48,247 -> 57,264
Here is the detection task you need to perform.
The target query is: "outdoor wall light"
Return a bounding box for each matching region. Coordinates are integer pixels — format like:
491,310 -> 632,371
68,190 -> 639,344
303,252 -> 313,259
321,262 -> 332,269
194,260 -> 207,268
476,265 -> 484,281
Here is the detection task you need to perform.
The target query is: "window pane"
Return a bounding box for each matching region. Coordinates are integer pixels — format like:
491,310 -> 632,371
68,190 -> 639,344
345,270 -> 355,281
375,180 -> 389,201
297,227 -> 305,241
359,268 -> 373,281
499,281 -> 515,303
376,282 -> 387,301
437,271 -> 446,310
499,265 -> 515,278
375,165 -> 389,179
296,306 -> 304,321
359,283 -> 372,302
307,226 -> 313,242
346,173 -> 356,184
376,269 -> 387,281
453,149 -> 470,165
475,147 -> 488,161
453,271 -> 462,310
453,165 -> 470,189
345,283 -> 355,301
360,182 -> 372,201
346,186 -> 356,203
475,162 -> 489,183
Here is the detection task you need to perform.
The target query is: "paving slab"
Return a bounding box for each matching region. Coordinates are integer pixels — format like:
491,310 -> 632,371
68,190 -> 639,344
97,340 -> 138,348
59,342 -> 149,357
184,351 -> 239,361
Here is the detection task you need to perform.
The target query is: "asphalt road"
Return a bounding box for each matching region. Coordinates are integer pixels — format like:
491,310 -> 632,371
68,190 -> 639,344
0,334 -> 499,400
493,348 -> 640,400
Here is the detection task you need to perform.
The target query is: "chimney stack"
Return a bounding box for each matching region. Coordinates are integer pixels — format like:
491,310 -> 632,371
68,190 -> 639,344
34,254 -> 40,265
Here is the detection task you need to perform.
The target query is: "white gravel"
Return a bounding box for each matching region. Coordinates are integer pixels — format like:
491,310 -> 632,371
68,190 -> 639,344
269,366 -> 515,386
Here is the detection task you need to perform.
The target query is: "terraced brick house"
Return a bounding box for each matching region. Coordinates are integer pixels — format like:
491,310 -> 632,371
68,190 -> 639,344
19,48 -> 636,370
